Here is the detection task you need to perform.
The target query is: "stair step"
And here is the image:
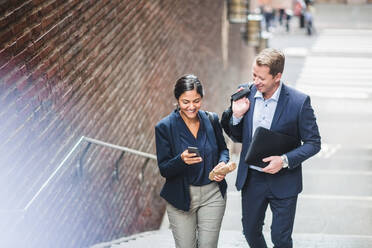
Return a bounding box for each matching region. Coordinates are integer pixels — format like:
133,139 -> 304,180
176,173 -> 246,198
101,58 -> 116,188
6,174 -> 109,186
302,170 -> 372,197
90,229 -> 372,248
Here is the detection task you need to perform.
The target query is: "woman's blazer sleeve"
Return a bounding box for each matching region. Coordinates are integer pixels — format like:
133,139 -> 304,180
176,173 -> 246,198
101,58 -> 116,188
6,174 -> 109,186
155,121 -> 187,179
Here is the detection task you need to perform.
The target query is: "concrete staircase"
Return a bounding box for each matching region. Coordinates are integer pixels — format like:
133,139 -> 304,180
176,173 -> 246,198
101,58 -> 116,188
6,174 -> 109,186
91,3 -> 372,247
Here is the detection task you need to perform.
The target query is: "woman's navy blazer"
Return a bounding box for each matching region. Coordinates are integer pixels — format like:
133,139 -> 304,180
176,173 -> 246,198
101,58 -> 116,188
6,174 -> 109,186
155,110 -> 229,211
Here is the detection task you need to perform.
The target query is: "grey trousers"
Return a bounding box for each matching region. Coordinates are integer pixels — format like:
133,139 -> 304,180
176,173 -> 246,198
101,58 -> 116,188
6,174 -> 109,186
166,182 -> 226,248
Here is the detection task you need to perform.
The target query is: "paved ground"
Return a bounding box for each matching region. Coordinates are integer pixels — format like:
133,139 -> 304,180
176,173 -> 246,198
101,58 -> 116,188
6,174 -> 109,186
91,3 -> 372,248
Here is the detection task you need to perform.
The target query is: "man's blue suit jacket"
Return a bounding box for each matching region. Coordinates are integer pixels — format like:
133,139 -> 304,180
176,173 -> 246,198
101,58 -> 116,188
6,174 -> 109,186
229,83 -> 321,198
155,110 -> 229,211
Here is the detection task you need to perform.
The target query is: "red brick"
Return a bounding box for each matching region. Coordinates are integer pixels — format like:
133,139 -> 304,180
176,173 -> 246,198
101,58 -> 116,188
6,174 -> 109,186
32,0 -> 44,6
40,0 -> 58,16
46,63 -> 59,79
15,31 -> 32,53
26,53 -> 40,71
58,13 -> 73,32
26,43 -> 35,58
12,20 -> 28,37
39,44 -> 53,61
0,42 -> 15,67
48,50 -> 59,65
31,63 -> 46,80
41,13 -> 59,32
30,23 -> 42,40
14,1 -> 33,20
0,28 -> 13,47
0,2 -> 10,16
13,47 -> 28,65
0,12 -> 15,31
32,32 -> 46,52
27,10 -> 41,24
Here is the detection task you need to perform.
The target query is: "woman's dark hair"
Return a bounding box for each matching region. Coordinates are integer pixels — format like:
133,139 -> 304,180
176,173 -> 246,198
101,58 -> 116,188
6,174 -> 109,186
174,74 -> 204,100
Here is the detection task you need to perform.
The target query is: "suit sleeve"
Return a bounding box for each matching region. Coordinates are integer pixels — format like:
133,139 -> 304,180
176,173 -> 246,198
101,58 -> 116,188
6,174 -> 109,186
223,83 -> 251,143
286,96 -> 321,168
227,116 -> 244,143
155,123 -> 187,179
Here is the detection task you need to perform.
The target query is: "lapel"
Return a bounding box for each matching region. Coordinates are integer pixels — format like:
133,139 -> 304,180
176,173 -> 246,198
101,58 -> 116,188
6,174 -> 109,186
246,87 -> 257,140
169,110 -> 182,154
271,83 -> 289,129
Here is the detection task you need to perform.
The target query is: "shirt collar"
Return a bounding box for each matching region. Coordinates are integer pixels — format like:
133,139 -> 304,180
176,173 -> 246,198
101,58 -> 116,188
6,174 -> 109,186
254,81 -> 283,102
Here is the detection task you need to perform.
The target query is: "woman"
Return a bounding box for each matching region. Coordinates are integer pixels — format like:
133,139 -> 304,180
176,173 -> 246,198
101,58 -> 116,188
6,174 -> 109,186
155,74 -> 229,248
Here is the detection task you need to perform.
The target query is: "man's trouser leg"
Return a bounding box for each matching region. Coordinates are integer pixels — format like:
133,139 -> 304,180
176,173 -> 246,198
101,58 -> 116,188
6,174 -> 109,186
241,171 -> 269,248
269,195 -> 298,248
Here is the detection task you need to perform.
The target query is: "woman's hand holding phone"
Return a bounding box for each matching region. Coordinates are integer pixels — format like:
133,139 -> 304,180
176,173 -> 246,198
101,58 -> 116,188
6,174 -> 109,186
181,147 -> 202,165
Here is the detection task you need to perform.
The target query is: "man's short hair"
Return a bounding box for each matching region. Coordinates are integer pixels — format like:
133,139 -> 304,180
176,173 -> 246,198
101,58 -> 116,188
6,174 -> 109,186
255,48 -> 285,77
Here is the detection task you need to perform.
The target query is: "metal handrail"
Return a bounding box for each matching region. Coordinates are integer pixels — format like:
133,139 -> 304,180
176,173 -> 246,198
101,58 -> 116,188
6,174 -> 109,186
3,136 -> 157,213
84,137 -> 157,160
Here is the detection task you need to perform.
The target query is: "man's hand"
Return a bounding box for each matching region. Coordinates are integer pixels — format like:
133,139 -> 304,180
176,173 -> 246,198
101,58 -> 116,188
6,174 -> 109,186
261,156 -> 283,174
232,88 -> 250,118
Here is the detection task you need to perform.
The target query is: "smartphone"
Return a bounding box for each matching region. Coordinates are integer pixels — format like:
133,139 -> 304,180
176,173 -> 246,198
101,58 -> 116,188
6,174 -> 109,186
188,146 -> 201,157
231,87 -> 251,101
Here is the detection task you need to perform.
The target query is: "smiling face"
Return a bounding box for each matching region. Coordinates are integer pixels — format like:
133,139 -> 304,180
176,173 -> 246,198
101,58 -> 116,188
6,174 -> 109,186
252,62 -> 282,99
178,89 -> 202,121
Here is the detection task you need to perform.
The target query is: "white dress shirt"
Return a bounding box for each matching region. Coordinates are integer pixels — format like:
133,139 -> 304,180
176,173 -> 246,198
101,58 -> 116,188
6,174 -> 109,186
233,82 -> 288,171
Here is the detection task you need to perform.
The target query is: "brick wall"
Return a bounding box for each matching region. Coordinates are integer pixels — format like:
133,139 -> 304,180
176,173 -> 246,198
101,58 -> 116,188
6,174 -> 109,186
0,1 -> 254,247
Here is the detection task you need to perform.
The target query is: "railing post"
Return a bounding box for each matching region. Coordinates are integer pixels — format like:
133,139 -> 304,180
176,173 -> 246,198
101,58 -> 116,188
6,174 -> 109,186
139,157 -> 151,183
77,142 -> 91,179
112,151 -> 125,182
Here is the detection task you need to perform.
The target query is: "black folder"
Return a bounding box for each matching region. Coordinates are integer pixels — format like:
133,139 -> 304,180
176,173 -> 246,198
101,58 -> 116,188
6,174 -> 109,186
244,127 -> 299,168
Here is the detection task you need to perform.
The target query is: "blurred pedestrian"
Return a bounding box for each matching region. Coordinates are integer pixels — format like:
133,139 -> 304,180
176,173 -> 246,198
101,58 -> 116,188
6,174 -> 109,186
304,1 -> 316,35
272,0 -> 293,32
294,0 -> 306,28
263,5 -> 275,32
285,9 -> 293,32
155,74 -> 230,248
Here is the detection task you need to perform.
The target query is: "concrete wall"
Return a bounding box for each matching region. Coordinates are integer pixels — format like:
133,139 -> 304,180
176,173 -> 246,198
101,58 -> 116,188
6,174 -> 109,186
0,0 -> 254,247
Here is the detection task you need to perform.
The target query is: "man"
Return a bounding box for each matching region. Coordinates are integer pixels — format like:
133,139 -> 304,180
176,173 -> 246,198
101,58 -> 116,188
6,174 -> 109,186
228,48 -> 321,248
